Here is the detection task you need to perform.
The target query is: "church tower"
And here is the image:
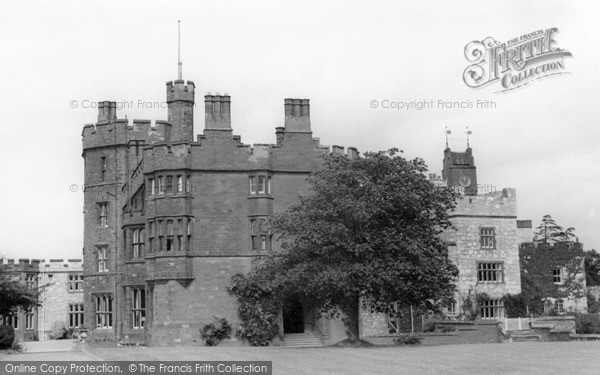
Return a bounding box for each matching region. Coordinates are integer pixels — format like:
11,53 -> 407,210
442,147 -> 478,195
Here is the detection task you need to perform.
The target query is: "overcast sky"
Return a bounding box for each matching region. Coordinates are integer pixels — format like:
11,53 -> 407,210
1,0 -> 598,260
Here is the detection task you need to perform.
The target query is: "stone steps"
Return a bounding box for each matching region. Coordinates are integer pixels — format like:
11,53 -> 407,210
283,332 -> 324,347
506,329 -> 542,342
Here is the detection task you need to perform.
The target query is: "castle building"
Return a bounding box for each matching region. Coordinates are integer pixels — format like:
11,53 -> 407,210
0,259 -> 83,342
361,147 -> 525,337
440,147 -> 523,319
81,74 -> 358,345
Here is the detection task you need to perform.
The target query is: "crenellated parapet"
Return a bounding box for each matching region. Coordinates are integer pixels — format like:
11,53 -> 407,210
143,143 -> 192,174
330,145 -> 359,158
42,259 -> 84,271
82,116 -> 171,151
450,188 -> 517,218
0,258 -> 83,272
0,259 -> 42,274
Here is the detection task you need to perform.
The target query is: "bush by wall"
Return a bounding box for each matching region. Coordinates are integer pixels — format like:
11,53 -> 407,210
0,325 -> 15,349
200,317 -> 232,346
573,313 -> 600,334
48,321 -> 68,340
227,274 -> 280,346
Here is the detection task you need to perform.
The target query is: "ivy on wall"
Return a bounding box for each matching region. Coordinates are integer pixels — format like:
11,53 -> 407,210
516,242 -> 586,316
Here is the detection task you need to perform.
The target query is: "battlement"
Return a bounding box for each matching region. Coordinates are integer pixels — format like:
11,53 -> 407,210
166,80 -> 195,103
0,258 -> 42,268
451,188 -> 517,218
143,143 -> 192,173
284,98 -> 311,133
82,117 -> 171,150
0,258 -> 83,271
330,145 -> 359,158
42,259 -> 83,271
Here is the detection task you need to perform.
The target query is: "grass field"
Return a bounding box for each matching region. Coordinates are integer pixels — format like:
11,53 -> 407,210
2,341 -> 600,375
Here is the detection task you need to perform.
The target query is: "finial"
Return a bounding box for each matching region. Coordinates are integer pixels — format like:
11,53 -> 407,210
445,126 -> 451,149
178,20 -> 182,80
465,126 -> 472,148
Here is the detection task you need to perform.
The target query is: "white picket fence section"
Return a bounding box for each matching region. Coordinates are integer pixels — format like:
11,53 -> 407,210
502,317 -> 531,331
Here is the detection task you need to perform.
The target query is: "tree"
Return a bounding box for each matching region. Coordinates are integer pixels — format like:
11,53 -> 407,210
534,215 -> 566,244
0,255 -> 38,317
238,149 -> 459,343
585,249 -> 600,287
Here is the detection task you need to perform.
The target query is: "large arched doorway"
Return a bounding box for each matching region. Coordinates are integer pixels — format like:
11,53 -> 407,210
283,299 -> 304,333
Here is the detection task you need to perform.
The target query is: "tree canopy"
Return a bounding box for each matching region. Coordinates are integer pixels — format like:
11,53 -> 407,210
534,215 -> 577,244
0,278 -> 37,317
235,149 -> 460,342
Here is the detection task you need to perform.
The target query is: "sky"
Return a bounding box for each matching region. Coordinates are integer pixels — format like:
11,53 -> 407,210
0,0 -> 599,260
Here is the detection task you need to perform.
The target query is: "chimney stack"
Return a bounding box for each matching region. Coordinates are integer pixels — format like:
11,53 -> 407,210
347,147 -> 358,159
97,101 -> 117,123
205,93 -> 231,130
275,127 -> 284,145
284,98 -> 311,132
332,145 -> 344,155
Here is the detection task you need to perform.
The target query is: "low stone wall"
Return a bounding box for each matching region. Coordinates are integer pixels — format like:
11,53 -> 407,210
365,320 -> 500,346
531,316 -> 575,342
570,334 -> 600,341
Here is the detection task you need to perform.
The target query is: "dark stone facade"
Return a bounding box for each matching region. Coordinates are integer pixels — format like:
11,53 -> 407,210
81,77 -> 355,345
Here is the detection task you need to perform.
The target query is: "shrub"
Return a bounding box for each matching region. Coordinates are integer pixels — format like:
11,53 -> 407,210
587,292 -> 600,314
227,274 -> 280,346
48,321 -> 68,340
422,319 -> 436,333
200,317 -> 232,346
573,313 -> 600,334
0,325 -> 15,349
10,340 -> 23,352
503,294 -> 527,318
393,334 -> 421,345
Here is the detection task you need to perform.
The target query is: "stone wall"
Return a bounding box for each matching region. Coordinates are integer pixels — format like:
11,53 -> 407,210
443,189 -> 521,316
0,258 -> 83,342
532,316 -> 576,341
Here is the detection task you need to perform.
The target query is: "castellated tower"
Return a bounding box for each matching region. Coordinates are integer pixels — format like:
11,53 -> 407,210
442,147 -> 478,195
82,68 -> 360,345
167,80 -> 195,142
82,97 -> 172,340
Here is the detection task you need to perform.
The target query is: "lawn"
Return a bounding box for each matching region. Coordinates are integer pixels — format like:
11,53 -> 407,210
2,341 -> 600,375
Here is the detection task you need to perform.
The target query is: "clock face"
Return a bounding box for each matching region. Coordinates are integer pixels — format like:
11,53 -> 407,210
458,175 -> 472,187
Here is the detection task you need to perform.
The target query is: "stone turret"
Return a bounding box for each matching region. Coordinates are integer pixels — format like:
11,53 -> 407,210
167,80 -> 195,142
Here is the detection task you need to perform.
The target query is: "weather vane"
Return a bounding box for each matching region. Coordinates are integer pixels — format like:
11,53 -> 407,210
445,126 -> 451,148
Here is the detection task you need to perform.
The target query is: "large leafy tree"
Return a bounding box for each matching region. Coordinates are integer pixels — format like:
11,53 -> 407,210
0,257 -> 37,317
242,149 -> 459,343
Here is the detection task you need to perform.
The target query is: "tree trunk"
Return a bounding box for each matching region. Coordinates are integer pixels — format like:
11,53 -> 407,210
344,295 -> 361,342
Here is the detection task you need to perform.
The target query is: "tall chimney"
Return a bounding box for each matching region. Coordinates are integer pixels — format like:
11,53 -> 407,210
284,98 -> 311,133
97,101 -> 117,123
205,93 -> 232,130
